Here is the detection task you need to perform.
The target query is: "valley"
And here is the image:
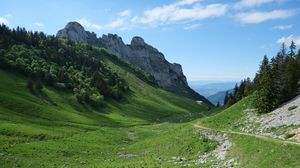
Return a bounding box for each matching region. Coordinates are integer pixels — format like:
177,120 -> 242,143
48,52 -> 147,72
1,8 -> 300,167
1,70 -> 300,167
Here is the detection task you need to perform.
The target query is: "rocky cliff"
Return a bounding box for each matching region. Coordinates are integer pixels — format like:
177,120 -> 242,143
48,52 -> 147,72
57,22 -> 211,104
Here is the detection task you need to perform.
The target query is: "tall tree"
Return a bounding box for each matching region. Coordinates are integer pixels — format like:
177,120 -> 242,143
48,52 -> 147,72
224,91 -> 229,105
289,40 -> 296,57
282,56 -> 300,101
256,56 -> 278,113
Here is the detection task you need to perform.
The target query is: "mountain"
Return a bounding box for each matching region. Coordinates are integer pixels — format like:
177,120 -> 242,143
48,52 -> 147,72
57,22 -> 210,104
189,81 -> 236,97
207,89 -> 234,105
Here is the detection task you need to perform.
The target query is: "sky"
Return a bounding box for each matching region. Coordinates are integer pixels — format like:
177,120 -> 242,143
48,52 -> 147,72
1,0 -> 300,81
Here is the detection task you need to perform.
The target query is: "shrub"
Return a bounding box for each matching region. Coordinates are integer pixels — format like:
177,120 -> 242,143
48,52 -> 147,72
288,105 -> 298,111
284,133 -> 296,139
89,93 -> 104,107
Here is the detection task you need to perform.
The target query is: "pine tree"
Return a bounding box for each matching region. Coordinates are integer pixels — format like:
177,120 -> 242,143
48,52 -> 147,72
270,56 -> 284,105
280,43 -> 287,57
224,91 -> 229,105
289,40 -> 296,57
282,56 -> 300,101
256,56 -> 278,113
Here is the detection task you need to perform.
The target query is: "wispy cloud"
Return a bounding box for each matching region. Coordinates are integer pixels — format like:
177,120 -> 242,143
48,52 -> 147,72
0,17 -> 8,24
272,24 -> 293,30
33,22 -> 44,27
131,0 -> 228,26
184,23 -> 200,30
119,9 -> 131,17
277,34 -> 300,46
234,0 -> 277,9
0,14 -> 13,25
75,18 -> 127,31
235,9 -> 297,24
75,18 -> 102,30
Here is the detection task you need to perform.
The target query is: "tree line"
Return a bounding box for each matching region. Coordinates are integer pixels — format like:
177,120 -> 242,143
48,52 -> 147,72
224,41 -> 300,113
254,42 -> 300,113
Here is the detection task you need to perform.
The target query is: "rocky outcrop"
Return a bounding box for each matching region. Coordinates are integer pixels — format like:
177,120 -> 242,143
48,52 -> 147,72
57,22 -> 211,104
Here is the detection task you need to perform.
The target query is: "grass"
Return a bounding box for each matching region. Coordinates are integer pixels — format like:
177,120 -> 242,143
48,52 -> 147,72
200,94 -> 256,131
228,134 -> 300,168
2,65 -> 300,167
0,66 -> 213,167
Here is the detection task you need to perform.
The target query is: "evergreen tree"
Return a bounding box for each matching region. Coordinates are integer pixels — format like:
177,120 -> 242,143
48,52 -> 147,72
289,40 -> 296,57
282,56 -> 300,101
224,91 -> 229,105
256,56 -> 278,113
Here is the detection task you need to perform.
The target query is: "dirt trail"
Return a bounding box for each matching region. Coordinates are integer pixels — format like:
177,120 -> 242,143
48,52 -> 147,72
194,124 -> 300,146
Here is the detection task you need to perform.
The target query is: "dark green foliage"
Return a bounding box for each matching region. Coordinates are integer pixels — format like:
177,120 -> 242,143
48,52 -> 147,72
254,42 -> 300,113
224,77 -> 254,107
26,79 -> 43,93
0,24 -> 130,105
289,40 -> 296,57
255,56 -> 278,113
26,80 -> 34,92
282,56 -> 300,101
288,105 -> 298,111
224,91 -> 229,105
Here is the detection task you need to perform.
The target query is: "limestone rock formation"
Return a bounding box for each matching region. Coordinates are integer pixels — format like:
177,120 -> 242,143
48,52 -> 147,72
57,22 -> 211,104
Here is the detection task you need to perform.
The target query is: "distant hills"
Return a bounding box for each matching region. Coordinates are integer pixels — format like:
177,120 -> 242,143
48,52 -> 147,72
207,89 -> 234,105
189,81 -> 237,105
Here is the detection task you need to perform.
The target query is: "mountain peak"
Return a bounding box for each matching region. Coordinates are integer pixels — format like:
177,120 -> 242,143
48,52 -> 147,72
56,21 -> 88,43
131,36 -> 145,46
65,21 -> 84,30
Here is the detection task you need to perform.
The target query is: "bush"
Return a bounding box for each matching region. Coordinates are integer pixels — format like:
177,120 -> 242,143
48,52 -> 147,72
89,93 -> 104,106
284,133 -> 296,139
288,105 -> 298,111
27,80 -> 34,92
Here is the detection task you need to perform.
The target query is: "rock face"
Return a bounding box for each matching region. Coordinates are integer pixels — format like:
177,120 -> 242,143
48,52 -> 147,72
57,22 -> 211,104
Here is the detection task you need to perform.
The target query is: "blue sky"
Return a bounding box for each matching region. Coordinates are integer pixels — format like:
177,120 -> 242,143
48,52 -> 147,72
1,0 -> 300,81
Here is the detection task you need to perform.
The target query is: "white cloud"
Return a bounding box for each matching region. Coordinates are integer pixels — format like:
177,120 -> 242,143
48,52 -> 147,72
234,0 -> 276,9
105,18 -> 124,29
184,23 -> 200,30
33,22 -> 44,27
236,9 -> 297,24
273,24 -> 294,30
272,24 -> 293,30
4,14 -> 13,19
75,18 -> 103,30
0,17 -> 9,24
119,9 -> 131,17
75,18 -> 127,31
277,34 -> 300,46
0,14 -> 13,25
131,0 -> 227,26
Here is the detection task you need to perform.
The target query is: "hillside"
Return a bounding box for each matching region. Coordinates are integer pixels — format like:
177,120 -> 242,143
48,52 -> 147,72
57,22 -> 210,104
194,94 -> 300,167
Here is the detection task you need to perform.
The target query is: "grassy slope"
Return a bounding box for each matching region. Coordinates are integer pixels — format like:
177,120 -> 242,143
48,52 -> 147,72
0,58 -> 213,167
198,94 -> 300,167
3,54 -> 300,167
200,94 -> 256,131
